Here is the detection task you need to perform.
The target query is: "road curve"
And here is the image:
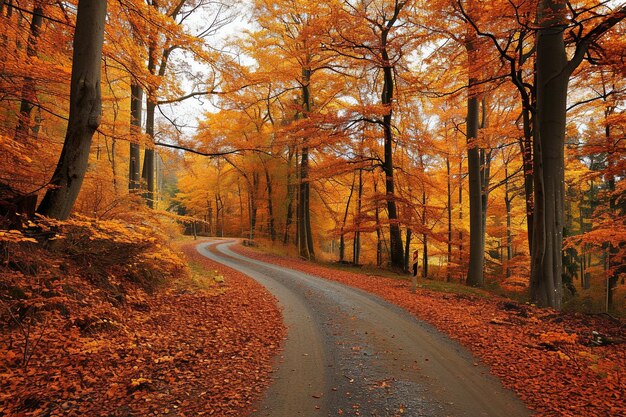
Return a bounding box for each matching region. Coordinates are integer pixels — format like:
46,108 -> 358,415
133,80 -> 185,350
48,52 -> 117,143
197,239 -> 532,417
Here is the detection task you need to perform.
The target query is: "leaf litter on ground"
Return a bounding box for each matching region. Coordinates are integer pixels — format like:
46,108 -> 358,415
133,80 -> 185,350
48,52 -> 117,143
233,244 -> 625,417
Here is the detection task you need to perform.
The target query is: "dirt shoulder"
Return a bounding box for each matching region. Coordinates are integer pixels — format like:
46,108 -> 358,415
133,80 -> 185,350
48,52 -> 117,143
233,244 -> 625,417
1,239 -> 284,416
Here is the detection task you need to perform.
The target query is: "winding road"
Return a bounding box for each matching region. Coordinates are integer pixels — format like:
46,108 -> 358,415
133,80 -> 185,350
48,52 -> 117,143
197,239 -> 532,417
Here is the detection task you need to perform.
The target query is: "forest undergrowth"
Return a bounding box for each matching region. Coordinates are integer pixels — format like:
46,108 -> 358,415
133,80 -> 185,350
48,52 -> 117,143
0,215 -> 283,417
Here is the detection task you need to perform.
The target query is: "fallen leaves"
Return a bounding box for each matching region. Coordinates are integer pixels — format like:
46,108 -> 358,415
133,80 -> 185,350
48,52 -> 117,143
0,239 -> 284,416
235,244 -> 626,417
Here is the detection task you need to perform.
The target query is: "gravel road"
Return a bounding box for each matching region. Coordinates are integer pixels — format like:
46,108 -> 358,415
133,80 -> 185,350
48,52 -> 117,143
197,239 -> 532,417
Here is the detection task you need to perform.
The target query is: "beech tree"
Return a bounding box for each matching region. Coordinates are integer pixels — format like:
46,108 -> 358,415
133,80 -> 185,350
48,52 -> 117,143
531,1 -> 625,308
37,0 -> 107,219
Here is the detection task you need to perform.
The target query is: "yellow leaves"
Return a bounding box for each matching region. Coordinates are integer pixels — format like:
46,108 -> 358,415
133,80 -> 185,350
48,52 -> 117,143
578,350 -> 599,362
130,377 -> 153,388
0,230 -> 37,244
539,331 -> 578,345
548,350 -> 571,361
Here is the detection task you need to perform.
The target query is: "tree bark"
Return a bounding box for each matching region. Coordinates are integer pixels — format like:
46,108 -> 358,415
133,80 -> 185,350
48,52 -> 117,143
284,145 -> 295,244
37,0 -> 106,220
339,173 -> 356,262
381,28 -> 404,269
458,156 -> 464,279
479,100 -> 491,256
422,189 -> 429,278
142,100 -> 155,207
404,228 -> 412,273
446,155 -> 452,282
298,67 -> 314,259
530,0 -> 569,308
353,166 -> 363,266
531,1 -> 626,308
14,0 -> 43,142
520,105 -> 534,252
504,163 -> 513,278
603,94 -> 619,311
465,36 -> 484,287
249,172 -> 259,240
374,177 -> 382,267
263,164 -> 276,241
129,82 -> 142,191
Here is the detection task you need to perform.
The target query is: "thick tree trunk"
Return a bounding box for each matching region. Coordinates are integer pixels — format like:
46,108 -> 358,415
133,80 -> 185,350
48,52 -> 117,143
14,1 -> 43,142
531,1 -> 569,308
465,40 -> 484,286
37,0 -> 106,220
129,82 -> 142,191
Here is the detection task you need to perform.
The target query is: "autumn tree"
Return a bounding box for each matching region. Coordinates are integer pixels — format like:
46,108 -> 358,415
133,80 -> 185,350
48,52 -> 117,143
328,0 -> 416,269
529,1 -> 625,308
37,0 -> 107,219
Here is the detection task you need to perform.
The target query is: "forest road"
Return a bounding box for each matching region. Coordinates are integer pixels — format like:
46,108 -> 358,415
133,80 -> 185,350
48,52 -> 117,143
197,239 -> 532,417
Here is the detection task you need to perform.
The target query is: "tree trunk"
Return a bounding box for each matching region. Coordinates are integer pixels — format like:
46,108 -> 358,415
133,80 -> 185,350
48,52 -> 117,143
237,180 -> 243,236
504,163 -> 513,278
284,146 -> 295,244
479,100 -> 491,255
339,173 -> 355,263
353,166 -> 363,266
249,172 -> 259,240
604,98 -> 620,311
264,164 -> 276,241
458,156 -> 464,280
520,105 -> 534,252
465,37 -> 484,287
142,100 -> 155,208
37,0 -> 106,220
404,228 -> 412,273
446,155 -> 452,282
298,67 -> 314,259
14,0 -> 43,142
129,82 -> 142,191
530,0 -> 569,308
374,177 -> 382,267
422,190 -> 428,278
381,31 -> 404,269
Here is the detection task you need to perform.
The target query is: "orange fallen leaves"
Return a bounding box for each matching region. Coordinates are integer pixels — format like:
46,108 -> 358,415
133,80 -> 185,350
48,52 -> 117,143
235,244 -> 626,417
0,240 -> 284,416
